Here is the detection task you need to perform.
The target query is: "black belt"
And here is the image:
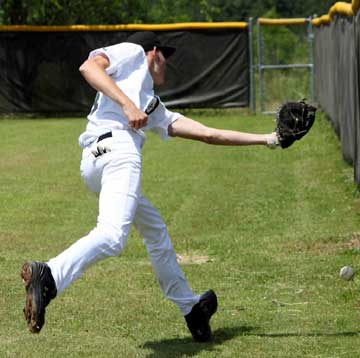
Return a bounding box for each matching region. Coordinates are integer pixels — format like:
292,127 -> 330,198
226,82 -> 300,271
97,131 -> 112,142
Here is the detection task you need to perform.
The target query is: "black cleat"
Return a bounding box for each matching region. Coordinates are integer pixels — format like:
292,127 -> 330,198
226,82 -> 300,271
185,289 -> 218,342
21,261 -> 57,333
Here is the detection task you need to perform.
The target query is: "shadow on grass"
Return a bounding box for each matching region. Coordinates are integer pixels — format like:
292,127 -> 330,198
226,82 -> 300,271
142,326 -> 360,357
142,325 -> 255,358
251,331 -> 360,338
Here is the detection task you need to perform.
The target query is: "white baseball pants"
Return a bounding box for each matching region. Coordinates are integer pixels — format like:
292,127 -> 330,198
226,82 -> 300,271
47,130 -> 199,315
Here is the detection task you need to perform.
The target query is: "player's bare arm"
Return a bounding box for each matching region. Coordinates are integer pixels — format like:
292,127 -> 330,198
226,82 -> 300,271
168,116 -> 272,146
79,55 -> 148,129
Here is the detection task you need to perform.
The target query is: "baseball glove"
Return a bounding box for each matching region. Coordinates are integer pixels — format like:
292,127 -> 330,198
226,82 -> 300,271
275,99 -> 317,149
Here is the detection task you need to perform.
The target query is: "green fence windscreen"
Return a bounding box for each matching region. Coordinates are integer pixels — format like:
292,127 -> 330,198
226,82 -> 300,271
314,14 -> 360,184
0,29 -> 249,113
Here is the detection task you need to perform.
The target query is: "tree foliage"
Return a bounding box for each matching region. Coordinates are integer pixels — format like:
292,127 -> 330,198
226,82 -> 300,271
0,0 -> 338,25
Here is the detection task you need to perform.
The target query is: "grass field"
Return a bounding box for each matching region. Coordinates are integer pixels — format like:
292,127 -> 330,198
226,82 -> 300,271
1,111 -> 360,357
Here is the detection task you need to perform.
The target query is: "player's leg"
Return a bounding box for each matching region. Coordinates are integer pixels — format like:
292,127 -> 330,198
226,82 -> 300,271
134,195 -> 199,314
133,195 -> 217,341
48,148 -> 141,294
21,135 -> 142,333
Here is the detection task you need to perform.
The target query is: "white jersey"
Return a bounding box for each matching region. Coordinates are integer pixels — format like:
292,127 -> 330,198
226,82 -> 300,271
79,42 -> 181,148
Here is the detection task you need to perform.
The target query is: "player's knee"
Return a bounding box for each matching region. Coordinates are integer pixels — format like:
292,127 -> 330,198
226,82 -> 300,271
149,246 -> 175,264
136,220 -> 167,241
92,224 -> 128,255
142,227 -> 172,251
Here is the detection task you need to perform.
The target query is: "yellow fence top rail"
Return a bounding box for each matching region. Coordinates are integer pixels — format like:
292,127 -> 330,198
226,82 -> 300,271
258,18 -> 308,26
352,0 -> 360,11
0,22 -> 248,32
312,0 -> 359,26
312,15 -> 331,26
329,2 -> 354,17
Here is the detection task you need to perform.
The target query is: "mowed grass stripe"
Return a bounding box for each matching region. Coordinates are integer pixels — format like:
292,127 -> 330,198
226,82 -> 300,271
0,111 -> 359,358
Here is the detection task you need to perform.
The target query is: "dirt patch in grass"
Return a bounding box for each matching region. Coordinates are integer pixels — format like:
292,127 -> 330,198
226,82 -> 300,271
284,232 -> 360,255
176,254 -> 212,264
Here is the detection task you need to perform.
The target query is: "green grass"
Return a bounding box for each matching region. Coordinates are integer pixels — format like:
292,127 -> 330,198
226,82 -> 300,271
1,111 -> 360,357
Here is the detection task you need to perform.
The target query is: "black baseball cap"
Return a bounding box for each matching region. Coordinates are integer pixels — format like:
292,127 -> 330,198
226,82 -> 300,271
125,31 -> 176,58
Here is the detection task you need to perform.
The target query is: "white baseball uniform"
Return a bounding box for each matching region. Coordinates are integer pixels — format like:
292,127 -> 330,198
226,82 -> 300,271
47,43 -> 200,315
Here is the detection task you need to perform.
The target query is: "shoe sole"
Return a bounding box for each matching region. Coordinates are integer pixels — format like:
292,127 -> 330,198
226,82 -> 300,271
21,262 -> 44,333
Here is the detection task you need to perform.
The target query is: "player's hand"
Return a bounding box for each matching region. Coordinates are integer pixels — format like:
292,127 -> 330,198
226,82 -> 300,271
123,102 -> 148,130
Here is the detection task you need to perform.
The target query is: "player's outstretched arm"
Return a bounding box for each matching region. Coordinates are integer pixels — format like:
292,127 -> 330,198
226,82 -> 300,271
168,116 -> 278,147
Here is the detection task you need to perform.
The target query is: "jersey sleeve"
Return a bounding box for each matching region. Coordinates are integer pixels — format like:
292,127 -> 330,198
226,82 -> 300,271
88,43 -> 145,76
149,101 -> 182,140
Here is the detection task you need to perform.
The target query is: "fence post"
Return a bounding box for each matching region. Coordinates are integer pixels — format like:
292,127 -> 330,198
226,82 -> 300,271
248,17 -> 256,113
307,18 -> 315,103
256,18 -> 265,113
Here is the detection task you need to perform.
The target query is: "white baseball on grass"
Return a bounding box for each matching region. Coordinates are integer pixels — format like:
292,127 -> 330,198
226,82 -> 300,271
339,266 -> 355,281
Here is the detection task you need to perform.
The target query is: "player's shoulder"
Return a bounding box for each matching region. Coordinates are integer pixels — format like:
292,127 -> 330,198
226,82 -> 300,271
102,42 -> 144,57
88,42 -> 147,76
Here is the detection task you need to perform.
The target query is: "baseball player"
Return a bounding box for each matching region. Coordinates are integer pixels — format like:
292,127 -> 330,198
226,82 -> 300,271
20,31 -> 289,341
